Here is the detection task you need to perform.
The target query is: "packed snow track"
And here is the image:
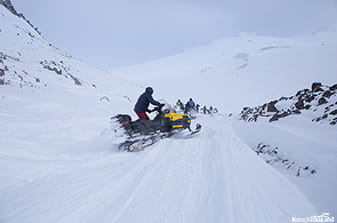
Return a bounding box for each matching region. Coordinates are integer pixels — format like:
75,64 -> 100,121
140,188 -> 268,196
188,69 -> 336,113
0,116 -> 315,223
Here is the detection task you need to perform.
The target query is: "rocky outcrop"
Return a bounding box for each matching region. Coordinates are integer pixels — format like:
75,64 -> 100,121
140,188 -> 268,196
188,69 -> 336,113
40,60 -> 82,86
0,0 -> 41,34
0,68 -> 4,85
240,82 -> 337,125
0,52 -> 44,88
254,143 -> 316,177
0,52 -> 4,85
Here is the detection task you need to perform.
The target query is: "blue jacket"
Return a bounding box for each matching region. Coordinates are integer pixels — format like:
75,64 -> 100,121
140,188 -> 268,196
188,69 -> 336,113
134,87 -> 161,112
188,101 -> 195,107
186,100 -> 195,108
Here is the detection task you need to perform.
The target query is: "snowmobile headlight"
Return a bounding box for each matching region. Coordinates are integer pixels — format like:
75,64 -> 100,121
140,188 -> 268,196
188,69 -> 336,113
128,145 -> 135,151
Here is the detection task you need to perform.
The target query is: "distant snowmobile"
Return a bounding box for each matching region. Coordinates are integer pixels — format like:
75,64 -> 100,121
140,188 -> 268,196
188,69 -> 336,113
111,103 -> 201,152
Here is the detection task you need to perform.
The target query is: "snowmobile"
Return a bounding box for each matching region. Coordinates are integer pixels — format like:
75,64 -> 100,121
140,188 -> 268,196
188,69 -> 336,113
111,103 -> 201,152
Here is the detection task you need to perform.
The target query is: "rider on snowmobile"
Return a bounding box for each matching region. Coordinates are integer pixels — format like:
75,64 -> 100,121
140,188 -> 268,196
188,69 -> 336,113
113,92 -> 202,151
184,98 -> 196,114
176,99 -> 184,111
134,87 -> 164,120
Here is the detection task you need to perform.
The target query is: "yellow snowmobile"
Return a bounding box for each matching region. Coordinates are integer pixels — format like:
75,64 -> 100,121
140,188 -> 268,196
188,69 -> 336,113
112,104 -> 201,151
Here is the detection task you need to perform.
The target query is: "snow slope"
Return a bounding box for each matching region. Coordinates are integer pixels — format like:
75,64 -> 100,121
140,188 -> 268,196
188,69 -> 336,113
1,116 -> 316,223
1,2 -> 336,222
232,114 -> 337,217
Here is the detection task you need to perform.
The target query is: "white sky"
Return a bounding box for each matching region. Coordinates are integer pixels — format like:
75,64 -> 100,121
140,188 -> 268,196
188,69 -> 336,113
12,0 -> 337,69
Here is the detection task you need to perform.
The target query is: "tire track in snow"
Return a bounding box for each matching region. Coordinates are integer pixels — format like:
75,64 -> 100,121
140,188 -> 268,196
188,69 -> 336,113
0,116 -> 317,223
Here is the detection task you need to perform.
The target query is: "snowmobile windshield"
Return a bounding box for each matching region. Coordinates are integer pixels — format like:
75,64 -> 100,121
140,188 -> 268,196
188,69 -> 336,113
158,99 -> 173,112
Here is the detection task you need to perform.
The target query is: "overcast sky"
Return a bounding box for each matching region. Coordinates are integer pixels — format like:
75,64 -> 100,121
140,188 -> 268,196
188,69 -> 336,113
12,0 -> 337,69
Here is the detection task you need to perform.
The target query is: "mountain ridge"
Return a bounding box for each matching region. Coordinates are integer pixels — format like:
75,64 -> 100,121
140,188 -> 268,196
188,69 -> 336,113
0,0 -> 40,34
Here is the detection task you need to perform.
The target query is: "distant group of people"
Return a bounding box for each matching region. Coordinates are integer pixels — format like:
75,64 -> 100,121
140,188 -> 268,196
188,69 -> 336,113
176,98 -> 197,114
201,105 -> 218,114
176,99 -> 218,115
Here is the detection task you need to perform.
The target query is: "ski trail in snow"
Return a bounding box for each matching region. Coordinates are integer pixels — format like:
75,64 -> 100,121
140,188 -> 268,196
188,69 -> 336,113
0,116 -> 316,223
110,147 -> 174,222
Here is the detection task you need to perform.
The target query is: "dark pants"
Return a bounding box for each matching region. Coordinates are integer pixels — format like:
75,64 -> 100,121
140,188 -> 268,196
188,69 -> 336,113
136,112 -> 149,120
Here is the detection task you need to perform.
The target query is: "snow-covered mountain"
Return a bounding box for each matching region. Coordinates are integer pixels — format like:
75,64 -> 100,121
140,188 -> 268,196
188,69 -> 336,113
113,25 -> 337,113
1,1 -> 336,222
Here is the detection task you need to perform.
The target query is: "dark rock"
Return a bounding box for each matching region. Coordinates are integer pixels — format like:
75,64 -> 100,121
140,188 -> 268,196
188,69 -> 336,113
292,110 -> 301,114
318,97 -> 328,105
295,90 -> 303,97
304,104 -> 311,110
323,90 -> 333,98
311,82 -> 323,92
43,65 -> 62,75
269,115 -> 279,122
100,96 -> 110,102
261,103 -> 267,111
295,100 -> 304,109
330,121 -> 336,125
72,77 -> 81,86
329,84 -> 337,91
278,111 -> 290,118
0,68 -> 4,85
330,109 -> 337,115
252,114 -> 258,122
305,95 -> 315,103
322,114 -> 328,119
269,111 -> 289,122
267,101 -> 278,112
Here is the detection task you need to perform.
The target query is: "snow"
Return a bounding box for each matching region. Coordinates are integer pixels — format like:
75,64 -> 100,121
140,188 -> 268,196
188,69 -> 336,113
113,30 -> 337,113
0,116 -> 317,223
232,117 -> 337,216
1,3 -> 337,222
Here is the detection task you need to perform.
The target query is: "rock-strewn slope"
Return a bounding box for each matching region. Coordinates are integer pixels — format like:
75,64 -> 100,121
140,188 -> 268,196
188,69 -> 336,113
240,82 -> 337,125
0,0 -> 40,34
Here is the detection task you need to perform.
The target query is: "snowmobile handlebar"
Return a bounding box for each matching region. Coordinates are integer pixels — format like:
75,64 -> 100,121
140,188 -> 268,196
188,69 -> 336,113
148,104 -> 165,113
